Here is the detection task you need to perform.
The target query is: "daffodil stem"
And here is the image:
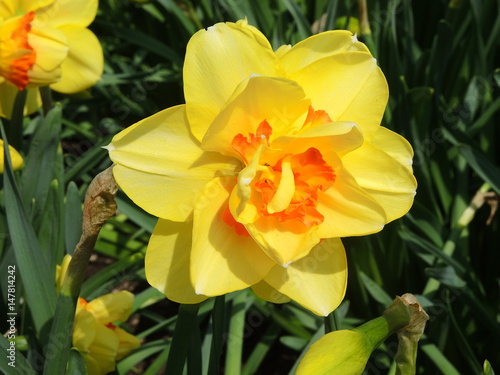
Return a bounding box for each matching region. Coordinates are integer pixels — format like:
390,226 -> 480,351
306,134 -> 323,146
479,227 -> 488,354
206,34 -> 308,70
40,86 -> 54,116
166,304 -> 200,375
43,167 -> 118,375
208,295 -> 226,375
324,309 -> 340,334
6,89 -> 27,151
225,290 -> 248,375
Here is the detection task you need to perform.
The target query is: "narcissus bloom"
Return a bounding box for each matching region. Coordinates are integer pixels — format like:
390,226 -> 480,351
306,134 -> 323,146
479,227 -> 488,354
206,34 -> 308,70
0,139 -> 23,172
0,0 -> 103,117
73,291 -> 141,375
107,21 -> 416,316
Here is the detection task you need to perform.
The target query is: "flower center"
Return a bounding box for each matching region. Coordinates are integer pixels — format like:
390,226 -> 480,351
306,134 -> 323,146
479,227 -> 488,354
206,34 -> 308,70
0,12 -> 36,90
254,147 -> 335,226
224,109 -> 336,236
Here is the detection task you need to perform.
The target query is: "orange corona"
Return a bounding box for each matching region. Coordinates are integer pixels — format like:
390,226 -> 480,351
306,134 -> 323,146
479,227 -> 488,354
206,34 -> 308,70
0,12 -> 36,90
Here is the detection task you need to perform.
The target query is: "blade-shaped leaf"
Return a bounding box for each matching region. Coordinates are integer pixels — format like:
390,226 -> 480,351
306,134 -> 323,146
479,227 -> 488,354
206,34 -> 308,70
1,123 -> 56,338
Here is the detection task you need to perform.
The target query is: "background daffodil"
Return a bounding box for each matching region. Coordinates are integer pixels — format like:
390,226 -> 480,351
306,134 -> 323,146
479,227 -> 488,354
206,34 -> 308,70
0,139 -> 23,172
108,20 -> 417,316
73,291 -> 141,375
0,0 -> 103,117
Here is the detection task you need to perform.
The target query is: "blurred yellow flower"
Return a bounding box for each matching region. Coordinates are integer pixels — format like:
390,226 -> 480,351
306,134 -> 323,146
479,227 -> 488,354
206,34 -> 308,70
0,0 -> 103,117
108,20 -> 416,316
0,139 -> 23,172
55,255 -> 140,374
73,291 -> 141,375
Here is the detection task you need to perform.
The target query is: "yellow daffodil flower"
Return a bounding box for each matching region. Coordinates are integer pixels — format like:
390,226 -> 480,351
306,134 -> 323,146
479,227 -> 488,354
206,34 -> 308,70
107,20 -> 417,316
0,139 -> 23,172
0,0 -> 103,117
73,291 -> 141,375
56,255 -> 140,374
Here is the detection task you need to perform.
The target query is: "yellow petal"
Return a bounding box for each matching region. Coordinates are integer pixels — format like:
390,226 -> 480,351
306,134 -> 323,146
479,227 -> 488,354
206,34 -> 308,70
108,105 -> 240,221
86,291 -> 134,325
316,163 -> 387,238
229,144 -> 264,223
296,330 -> 371,375
279,30 -> 369,73
201,75 -> 310,157
267,155 -> 294,214
28,25 -> 68,74
271,121 -> 364,158
370,126 -> 414,172
245,215 -> 322,266
0,140 -> 24,172
251,280 -> 290,304
146,218 -> 208,304
0,0 -> 54,17
85,323 -> 120,375
81,354 -> 100,375
191,177 -> 275,296
290,52 -> 388,139
184,21 -> 280,141
0,1 -> 14,17
49,26 -> 102,93
114,327 -> 141,360
264,238 -> 347,316
34,0 -> 98,28
342,139 -> 417,222
73,307 -> 96,352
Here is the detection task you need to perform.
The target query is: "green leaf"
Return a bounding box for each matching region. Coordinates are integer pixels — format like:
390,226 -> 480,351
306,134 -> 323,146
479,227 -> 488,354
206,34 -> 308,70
19,105 -> 62,224
1,123 -> 57,338
97,22 -> 182,64
225,290 -> 248,375
165,304 -> 201,375
359,271 -> 393,307
66,348 -> 87,375
0,335 -> 36,375
280,0 -> 311,40
425,266 -> 467,288
456,144 -> 500,194
280,336 -> 307,351
420,337 -> 461,375
116,339 -> 171,374
242,322 -> 282,375
42,293 -> 78,375
156,0 -> 197,35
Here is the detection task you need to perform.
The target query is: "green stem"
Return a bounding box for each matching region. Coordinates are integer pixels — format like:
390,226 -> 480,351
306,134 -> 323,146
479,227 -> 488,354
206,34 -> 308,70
225,290 -> 247,375
43,167 -> 118,375
166,304 -> 201,375
40,86 -> 54,116
208,295 -> 226,375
